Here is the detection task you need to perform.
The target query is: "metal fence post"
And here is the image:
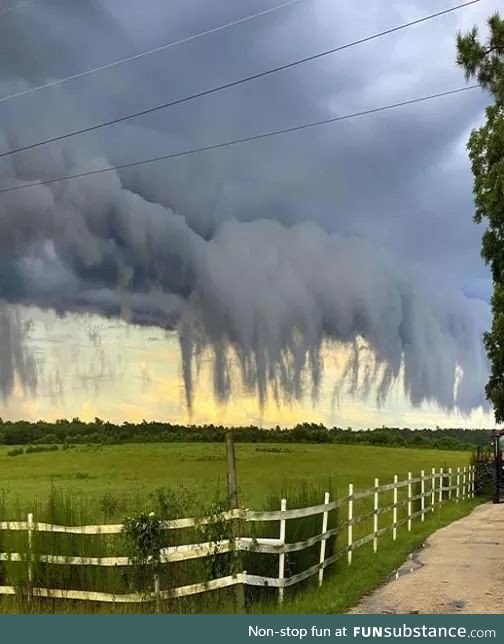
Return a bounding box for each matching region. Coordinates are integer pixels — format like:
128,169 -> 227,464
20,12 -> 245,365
407,472 -> 412,532
420,469 -> 425,522
278,498 -> 287,604
318,492 -> 330,586
392,475 -> 398,541
373,478 -> 379,553
347,484 -> 353,565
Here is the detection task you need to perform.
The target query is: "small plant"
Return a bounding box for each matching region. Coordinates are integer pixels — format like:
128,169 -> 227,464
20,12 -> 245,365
123,512 -> 163,566
197,497 -> 237,581
122,512 -> 163,595
99,492 -> 119,521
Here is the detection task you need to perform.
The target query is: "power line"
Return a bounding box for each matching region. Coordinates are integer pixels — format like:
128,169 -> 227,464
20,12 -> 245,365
0,0 -> 36,17
0,0 -> 310,105
0,0 -> 479,161
0,84 -> 481,195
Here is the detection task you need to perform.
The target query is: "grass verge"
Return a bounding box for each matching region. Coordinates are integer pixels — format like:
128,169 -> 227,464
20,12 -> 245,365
253,499 -> 480,614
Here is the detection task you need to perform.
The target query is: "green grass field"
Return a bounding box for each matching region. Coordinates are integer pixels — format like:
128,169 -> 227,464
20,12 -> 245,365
0,442 -> 478,613
0,442 -> 471,519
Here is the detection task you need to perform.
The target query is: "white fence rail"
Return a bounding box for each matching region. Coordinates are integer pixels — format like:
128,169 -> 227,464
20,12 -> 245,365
0,465 -> 475,605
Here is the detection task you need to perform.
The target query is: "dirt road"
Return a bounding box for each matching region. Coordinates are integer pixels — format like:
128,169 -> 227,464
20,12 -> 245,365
350,503 -> 504,614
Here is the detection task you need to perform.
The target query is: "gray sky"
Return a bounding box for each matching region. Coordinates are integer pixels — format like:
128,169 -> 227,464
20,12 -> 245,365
0,0 -> 500,422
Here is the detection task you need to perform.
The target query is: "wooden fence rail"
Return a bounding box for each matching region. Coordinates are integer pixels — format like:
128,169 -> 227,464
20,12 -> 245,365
0,465 -> 475,605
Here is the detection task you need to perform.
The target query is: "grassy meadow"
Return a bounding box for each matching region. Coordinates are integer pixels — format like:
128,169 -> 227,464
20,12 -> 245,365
0,441 -> 478,613
0,442 -> 472,519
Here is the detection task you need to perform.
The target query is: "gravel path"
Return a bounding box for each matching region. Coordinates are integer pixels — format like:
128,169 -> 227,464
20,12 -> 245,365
350,503 -> 504,614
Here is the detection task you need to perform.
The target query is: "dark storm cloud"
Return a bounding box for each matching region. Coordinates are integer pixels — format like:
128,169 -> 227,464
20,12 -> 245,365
0,305 -> 36,400
0,0 -> 497,410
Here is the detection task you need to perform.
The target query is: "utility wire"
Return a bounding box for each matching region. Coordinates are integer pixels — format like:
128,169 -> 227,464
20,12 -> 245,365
0,0 -> 36,17
0,0 -> 479,161
0,0 -> 312,105
0,84 -> 481,195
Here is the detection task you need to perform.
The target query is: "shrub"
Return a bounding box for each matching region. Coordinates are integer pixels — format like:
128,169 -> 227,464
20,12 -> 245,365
7,447 -> 24,457
25,445 -> 59,455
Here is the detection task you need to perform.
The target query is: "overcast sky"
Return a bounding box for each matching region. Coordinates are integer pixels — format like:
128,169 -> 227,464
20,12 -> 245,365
0,0 -> 500,426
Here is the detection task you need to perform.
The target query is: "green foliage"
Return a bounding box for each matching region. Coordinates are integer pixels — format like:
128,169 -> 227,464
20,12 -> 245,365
197,497 -> 236,581
7,447 -> 24,457
472,447 -> 496,498
25,445 -> 59,455
0,418 -> 490,451
98,492 -> 120,522
457,13 -> 504,100
148,486 -> 197,520
122,512 -> 163,594
122,512 -> 163,567
457,13 -> 504,421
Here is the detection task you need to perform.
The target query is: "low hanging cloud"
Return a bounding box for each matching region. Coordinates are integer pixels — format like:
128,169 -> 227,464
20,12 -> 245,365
0,0 -> 496,415
0,153 -> 491,414
180,219 -> 490,414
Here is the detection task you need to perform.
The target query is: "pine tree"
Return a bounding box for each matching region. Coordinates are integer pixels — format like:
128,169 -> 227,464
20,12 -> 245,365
457,13 -> 504,420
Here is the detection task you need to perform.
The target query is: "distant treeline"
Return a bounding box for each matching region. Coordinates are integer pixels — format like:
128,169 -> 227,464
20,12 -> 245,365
0,418 -> 495,451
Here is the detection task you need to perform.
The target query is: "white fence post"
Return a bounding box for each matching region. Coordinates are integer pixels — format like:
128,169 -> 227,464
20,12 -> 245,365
278,498 -> 287,604
27,512 -> 34,600
392,475 -> 398,541
421,469 -> 425,522
373,478 -> 379,553
407,472 -> 412,532
448,468 -> 452,501
318,492 -> 330,586
439,467 -> 444,504
463,467 -> 467,501
471,465 -> 475,498
456,467 -> 461,503
347,483 -> 353,565
431,467 -> 436,512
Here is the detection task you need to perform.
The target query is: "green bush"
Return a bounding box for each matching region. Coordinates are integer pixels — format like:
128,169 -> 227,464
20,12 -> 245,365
25,445 -> 59,455
7,447 -> 24,457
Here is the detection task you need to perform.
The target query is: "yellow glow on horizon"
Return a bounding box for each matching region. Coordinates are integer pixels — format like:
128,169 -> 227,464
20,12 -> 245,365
0,306 -> 495,430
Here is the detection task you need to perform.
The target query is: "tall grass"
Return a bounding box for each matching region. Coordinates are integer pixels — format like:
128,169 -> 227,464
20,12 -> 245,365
240,479 -> 338,605
0,486 -> 237,613
0,474 -> 479,614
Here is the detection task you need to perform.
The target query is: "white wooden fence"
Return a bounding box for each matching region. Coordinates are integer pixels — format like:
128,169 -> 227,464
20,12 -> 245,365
0,465 -> 475,606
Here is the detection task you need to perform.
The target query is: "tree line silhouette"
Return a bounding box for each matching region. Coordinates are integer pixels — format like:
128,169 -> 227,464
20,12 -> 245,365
0,418 -> 494,451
